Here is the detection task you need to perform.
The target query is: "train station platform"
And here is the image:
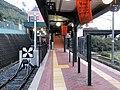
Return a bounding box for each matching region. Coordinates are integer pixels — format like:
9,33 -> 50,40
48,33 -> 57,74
28,48 -> 120,90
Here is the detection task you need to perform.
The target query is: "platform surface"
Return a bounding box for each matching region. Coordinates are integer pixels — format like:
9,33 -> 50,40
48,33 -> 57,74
29,49 -> 120,90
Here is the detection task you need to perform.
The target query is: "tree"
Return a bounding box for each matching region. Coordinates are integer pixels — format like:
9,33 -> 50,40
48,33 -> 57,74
0,12 -> 3,21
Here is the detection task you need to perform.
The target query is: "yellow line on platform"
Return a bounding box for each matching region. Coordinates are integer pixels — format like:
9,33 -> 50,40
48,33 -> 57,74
81,59 -> 120,90
53,50 -> 68,90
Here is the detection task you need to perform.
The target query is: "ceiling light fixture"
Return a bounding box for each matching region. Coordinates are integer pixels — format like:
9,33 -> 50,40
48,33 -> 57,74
56,22 -> 61,27
41,28 -> 44,31
71,23 -> 74,27
65,0 -> 71,1
102,0 -> 113,4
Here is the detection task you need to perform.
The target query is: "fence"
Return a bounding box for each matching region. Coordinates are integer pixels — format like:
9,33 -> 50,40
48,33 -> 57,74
0,21 -> 25,30
78,36 -> 87,60
38,43 -> 48,64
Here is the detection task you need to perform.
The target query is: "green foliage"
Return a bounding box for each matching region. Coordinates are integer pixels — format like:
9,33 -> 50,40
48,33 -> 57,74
91,36 -> 120,52
0,0 -> 27,25
115,39 -> 120,50
0,12 -> 3,21
101,52 -> 110,57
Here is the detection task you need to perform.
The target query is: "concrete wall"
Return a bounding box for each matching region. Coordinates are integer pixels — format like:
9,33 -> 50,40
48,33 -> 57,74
0,34 -> 32,69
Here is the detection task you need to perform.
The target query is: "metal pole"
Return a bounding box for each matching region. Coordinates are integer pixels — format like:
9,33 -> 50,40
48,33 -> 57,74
39,45 -> 41,66
64,35 -> 66,52
78,57 -> 80,73
39,32 -> 42,64
68,38 -> 71,62
72,36 -> 74,66
87,34 -> 91,86
40,32 -> 42,45
73,25 -> 77,62
74,29 -> 77,62
51,32 -> 54,49
34,12 -> 37,50
69,49 -> 71,62
111,11 -> 114,64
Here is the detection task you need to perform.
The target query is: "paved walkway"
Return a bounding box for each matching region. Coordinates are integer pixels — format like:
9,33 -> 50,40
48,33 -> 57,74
29,49 -> 120,90
54,36 -> 64,48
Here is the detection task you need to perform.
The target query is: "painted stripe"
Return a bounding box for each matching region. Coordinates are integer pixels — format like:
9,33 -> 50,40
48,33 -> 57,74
66,50 -> 120,89
81,58 -> 120,90
53,50 -> 68,90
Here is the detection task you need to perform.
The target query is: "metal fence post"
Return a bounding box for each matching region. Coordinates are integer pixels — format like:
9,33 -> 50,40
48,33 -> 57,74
64,35 -> 66,52
87,34 -> 91,86
69,48 -> 71,62
78,56 -> 80,73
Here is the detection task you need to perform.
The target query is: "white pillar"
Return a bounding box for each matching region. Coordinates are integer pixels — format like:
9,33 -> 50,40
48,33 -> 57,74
34,12 -> 37,50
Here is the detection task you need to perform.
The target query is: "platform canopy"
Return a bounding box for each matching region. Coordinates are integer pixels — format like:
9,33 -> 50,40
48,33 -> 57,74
36,0 -> 120,28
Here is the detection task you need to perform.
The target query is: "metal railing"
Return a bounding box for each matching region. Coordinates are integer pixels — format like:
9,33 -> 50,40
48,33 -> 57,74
38,43 -> 48,64
0,21 -> 25,30
0,21 -> 18,29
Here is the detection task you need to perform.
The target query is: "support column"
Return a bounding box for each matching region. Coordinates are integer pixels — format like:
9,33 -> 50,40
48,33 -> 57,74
64,35 -> 66,52
111,11 -> 114,64
78,57 -> 80,73
73,25 -> 77,63
51,32 -> 54,49
87,34 -> 91,86
34,12 -> 37,50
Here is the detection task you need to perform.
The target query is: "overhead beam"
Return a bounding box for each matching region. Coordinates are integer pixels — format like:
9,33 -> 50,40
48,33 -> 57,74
92,4 -> 109,19
36,0 -> 49,27
92,0 -> 120,19
58,0 -> 63,11
83,30 -> 120,35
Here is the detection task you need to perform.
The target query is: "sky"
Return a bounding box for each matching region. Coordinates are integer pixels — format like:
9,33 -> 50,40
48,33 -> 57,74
87,10 -> 120,30
4,0 -> 37,11
4,0 -> 120,30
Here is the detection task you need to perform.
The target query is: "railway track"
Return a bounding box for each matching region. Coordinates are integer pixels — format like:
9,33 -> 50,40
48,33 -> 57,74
92,55 -> 120,71
0,60 -> 37,90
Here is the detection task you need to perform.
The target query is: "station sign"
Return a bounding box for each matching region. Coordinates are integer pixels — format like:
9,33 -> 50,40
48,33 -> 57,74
47,2 -> 56,12
110,3 -> 119,12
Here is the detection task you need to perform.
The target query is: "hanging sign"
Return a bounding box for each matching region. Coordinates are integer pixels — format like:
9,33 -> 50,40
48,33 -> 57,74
76,0 -> 93,25
61,25 -> 68,35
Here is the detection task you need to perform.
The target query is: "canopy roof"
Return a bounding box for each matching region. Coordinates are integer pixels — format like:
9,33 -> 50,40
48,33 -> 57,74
36,0 -> 120,27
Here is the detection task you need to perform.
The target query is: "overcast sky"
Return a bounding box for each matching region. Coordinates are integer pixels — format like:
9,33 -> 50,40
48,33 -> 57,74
4,0 -> 37,11
87,10 -> 120,30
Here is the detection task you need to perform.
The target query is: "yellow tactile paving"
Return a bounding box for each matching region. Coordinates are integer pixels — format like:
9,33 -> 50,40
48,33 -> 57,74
93,67 -> 120,90
81,59 -> 120,90
54,87 -> 67,90
53,50 -> 68,90
55,65 -> 69,68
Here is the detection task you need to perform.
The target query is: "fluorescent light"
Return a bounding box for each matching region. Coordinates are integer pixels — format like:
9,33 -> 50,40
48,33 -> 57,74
102,0 -> 113,4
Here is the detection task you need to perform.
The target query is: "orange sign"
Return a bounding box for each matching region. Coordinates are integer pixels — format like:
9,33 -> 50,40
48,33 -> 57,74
61,25 -> 68,35
76,0 -> 93,25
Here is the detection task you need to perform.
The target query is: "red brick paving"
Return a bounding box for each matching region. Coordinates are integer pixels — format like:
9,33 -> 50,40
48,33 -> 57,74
54,36 -> 64,48
55,49 -> 118,90
37,49 -> 120,90
92,60 -> 120,82
38,51 -> 53,90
